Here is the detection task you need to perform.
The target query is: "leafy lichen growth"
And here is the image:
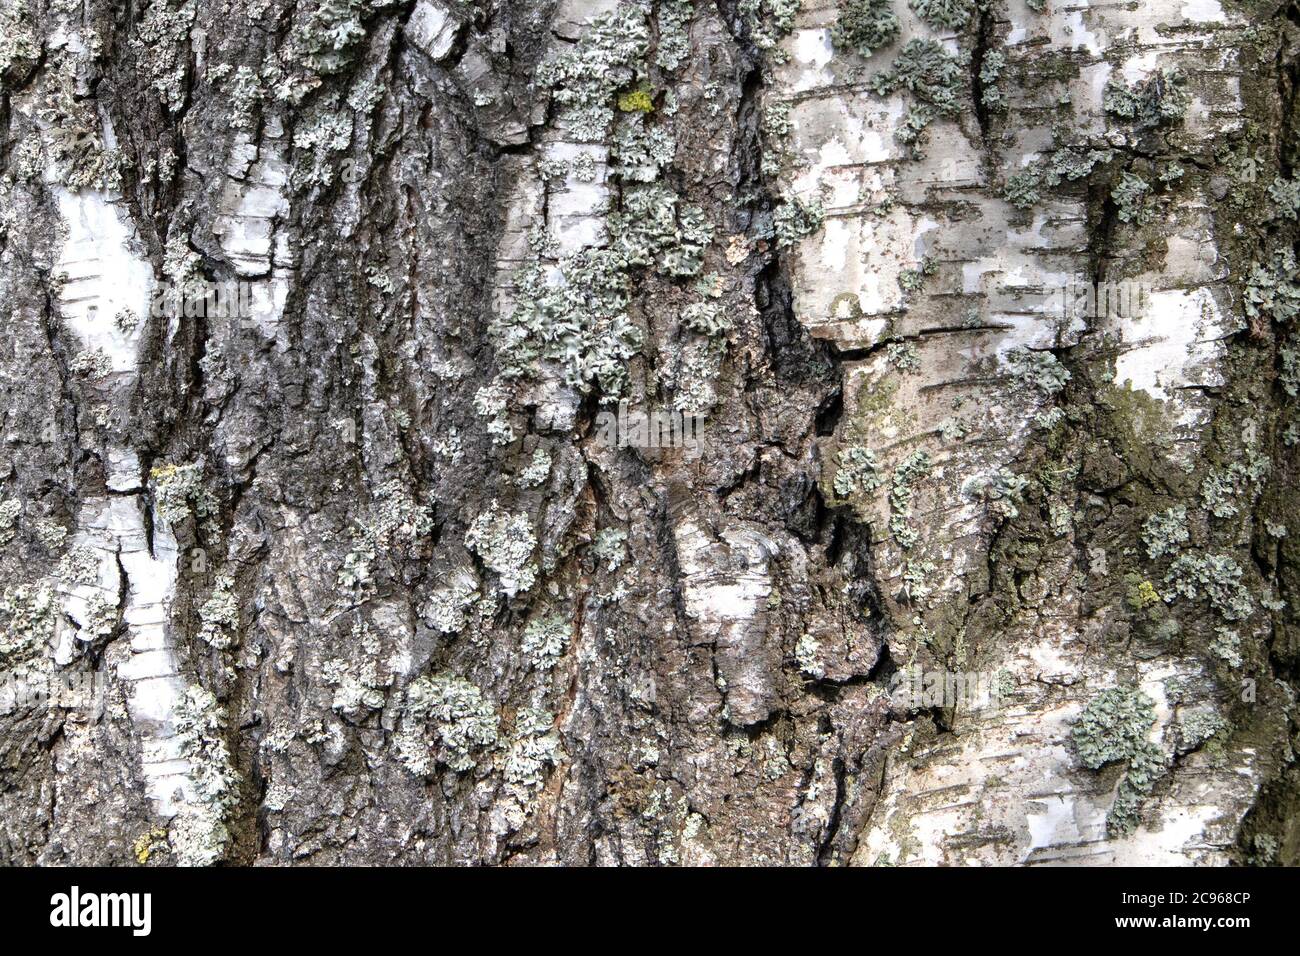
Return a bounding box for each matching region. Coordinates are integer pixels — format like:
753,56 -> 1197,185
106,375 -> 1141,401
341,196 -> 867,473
502,707 -> 562,789
465,502 -> 538,597
889,450 -> 932,549
592,527 -> 629,571
396,673 -> 500,774
495,247 -> 642,397
1071,687 -> 1165,836
37,65 -> 123,191
773,194 -> 826,247
169,686 -> 237,866
521,613 -> 570,671
655,0 -> 695,72
739,0 -> 802,63
1111,172 -> 1152,225
197,574 -> 238,650
867,39 -> 964,152
908,0 -> 974,32
1102,68 -> 1189,129
537,4 -> 651,141
1141,504 -> 1189,559
516,447 -> 552,488
831,0 -> 900,59
978,50 -> 1008,112
0,583 -> 55,668
1005,347 -> 1070,396
1165,553 -> 1253,622
1243,248 -> 1300,324
961,467 -> 1030,519
130,0 -> 198,113
834,446 -> 882,497
150,463 -> 218,526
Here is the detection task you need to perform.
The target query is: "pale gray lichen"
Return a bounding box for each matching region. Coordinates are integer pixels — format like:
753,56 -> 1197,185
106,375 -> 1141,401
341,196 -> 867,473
474,383 -> 516,446
422,570 -> 480,635
908,0 -> 973,32
961,467 -> 1030,519
37,65 -> 123,191
321,623 -> 390,718
0,499 -> 19,546
889,450 -> 932,549
1141,504 -> 1189,559
795,633 -> 824,678
1165,553 -> 1254,622
397,673 -> 500,774
740,0 -> 801,63
832,0 -> 899,59
1200,459 -> 1267,519
0,1 -> 39,80
833,446 -> 882,497
1071,687 -> 1165,835
493,248 -> 642,397
978,50 -> 1008,112
130,0 -> 198,113
0,583 -> 55,668
613,184 -> 714,276
516,447 -> 552,488
197,574 -> 238,650
655,0 -> 694,72
773,194 -> 825,248
610,113 -> 676,181
502,707 -> 562,789
1111,172 -> 1152,225
1102,68 -> 1189,129
150,463 -> 218,526
521,613 -> 570,671
1006,347 -> 1070,395
867,39 -> 964,151
169,685 -> 237,866
1243,248 -> 1300,324
537,4 -> 651,142
464,501 -> 538,597
592,527 -> 628,571
1210,626 -> 1243,668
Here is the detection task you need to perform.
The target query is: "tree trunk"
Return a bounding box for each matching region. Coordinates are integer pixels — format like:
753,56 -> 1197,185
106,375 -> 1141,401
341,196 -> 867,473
0,0 -> 1296,865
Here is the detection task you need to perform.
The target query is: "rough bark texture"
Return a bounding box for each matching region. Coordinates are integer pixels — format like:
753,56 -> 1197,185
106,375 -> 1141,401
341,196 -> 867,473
0,0 -> 1298,866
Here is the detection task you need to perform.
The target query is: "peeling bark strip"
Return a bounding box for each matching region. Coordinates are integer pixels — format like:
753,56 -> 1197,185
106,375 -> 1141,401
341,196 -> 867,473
0,0 -> 1296,867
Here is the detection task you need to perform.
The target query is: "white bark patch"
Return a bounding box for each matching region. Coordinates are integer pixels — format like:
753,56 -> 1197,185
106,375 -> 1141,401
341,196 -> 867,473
73,498 -> 192,818
405,0 -> 458,61
673,517 -> 779,726
214,132 -> 293,336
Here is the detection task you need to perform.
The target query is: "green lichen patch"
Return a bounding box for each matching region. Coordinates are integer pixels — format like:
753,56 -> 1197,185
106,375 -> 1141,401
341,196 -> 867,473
1071,687 -> 1166,836
521,613 -> 570,671
464,501 -> 538,597
1165,552 -> 1254,623
396,673 -> 500,774
1102,68 -> 1189,129
908,0 -> 974,32
150,463 -> 218,527
834,445 -> 882,497
1141,504 -> 1189,559
1243,248 -> 1300,324
169,686 -> 238,866
538,4 -> 651,141
831,0 -> 900,59
867,39 -> 964,153
889,450 -> 932,549
773,194 -> 826,248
